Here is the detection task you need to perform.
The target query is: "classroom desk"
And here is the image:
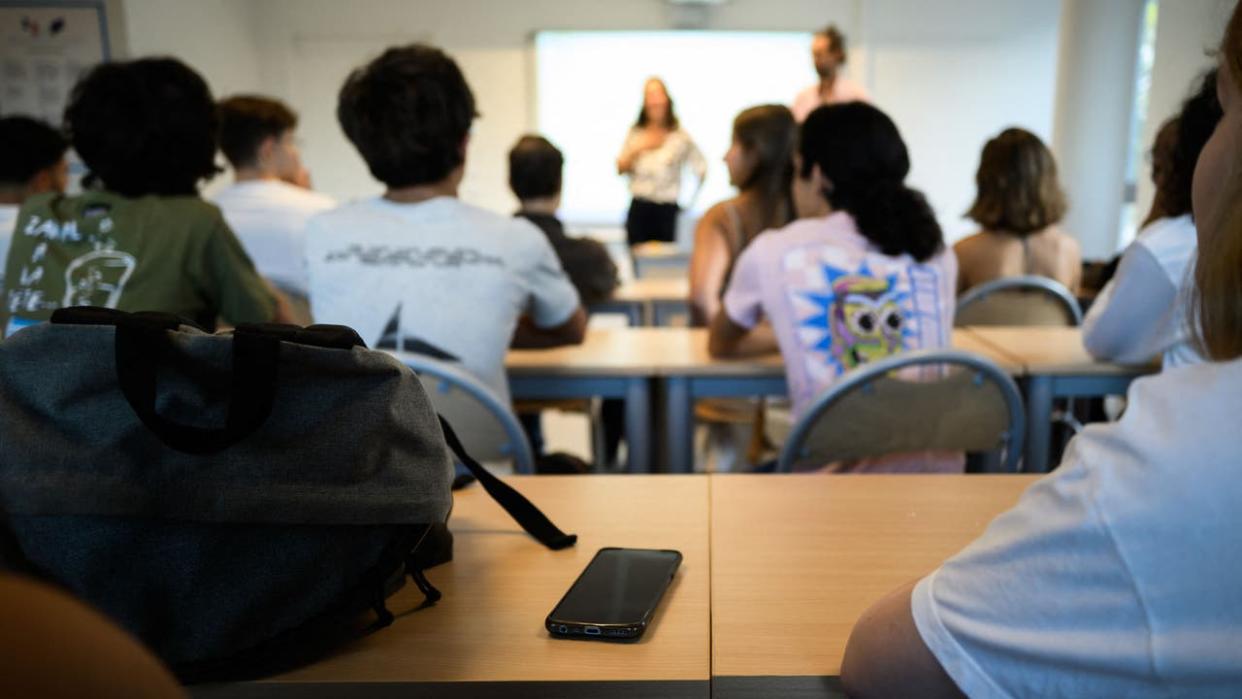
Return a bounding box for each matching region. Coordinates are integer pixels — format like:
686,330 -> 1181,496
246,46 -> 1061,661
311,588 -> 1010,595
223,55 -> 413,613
632,242 -> 692,279
710,474 -> 1037,699
661,329 -> 1020,473
964,326 -> 1156,473
507,329 -> 659,472
590,277 -> 690,326
196,476 -> 711,699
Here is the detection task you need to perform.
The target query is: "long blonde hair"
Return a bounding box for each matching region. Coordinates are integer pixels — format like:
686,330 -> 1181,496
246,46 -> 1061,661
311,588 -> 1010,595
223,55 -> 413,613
1193,3 -> 1242,360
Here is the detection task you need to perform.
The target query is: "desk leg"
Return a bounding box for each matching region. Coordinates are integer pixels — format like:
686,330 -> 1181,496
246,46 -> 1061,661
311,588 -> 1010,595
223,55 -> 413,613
628,304 -> 644,327
665,376 -> 694,473
625,377 -> 651,473
1025,375 -> 1053,473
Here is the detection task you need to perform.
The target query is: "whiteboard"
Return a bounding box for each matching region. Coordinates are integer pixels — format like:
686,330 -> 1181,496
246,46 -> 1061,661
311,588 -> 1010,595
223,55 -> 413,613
0,2 -> 109,125
535,31 -> 818,226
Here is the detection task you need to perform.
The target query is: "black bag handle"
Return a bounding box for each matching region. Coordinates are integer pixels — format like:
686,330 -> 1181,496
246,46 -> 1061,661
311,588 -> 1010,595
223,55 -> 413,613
437,416 -> 577,551
113,316 -> 281,455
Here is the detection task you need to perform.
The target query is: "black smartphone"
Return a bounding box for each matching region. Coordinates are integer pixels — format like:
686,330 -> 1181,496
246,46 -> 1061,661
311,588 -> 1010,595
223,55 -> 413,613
546,547 -> 682,641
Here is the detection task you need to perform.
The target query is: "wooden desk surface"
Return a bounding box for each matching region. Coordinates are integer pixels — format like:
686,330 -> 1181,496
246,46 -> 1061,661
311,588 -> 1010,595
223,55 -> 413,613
710,474 -> 1036,680
610,277 -> 689,303
507,327 -> 1014,377
965,325 -> 1150,375
253,476 -> 709,690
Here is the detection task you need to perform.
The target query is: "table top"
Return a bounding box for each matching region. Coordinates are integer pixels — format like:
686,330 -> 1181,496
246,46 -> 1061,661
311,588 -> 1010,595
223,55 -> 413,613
507,327 -> 1007,377
964,325 -> 1153,375
251,476 -> 710,690
710,474 -> 1036,680
609,277 -> 690,303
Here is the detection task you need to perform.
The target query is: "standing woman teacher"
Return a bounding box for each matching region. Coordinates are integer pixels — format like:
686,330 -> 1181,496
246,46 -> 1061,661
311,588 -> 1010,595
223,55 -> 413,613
616,77 -> 707,247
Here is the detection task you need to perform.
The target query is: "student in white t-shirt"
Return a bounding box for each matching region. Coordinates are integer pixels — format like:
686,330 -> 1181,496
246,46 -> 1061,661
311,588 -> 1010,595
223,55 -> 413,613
212,96 -> 336,306
0,116 -> 69,288
1084,70 -> 1221,368
306,44 -> 585,404
840,10 -> 1242,694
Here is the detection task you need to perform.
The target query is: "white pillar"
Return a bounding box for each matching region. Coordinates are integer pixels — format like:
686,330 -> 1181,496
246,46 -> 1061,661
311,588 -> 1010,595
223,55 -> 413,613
1051,0 -> 1145,259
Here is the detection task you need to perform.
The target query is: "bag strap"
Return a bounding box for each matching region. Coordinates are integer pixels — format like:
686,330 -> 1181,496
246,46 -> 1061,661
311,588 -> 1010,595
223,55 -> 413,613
437,416 -> 577,551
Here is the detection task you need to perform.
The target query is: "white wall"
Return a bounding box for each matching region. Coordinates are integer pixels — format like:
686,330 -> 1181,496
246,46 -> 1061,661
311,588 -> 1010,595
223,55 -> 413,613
862,0 -> 1062,242
120,0 -> 263,97
1132,0 -> 1233,232
246,0 -> 854,216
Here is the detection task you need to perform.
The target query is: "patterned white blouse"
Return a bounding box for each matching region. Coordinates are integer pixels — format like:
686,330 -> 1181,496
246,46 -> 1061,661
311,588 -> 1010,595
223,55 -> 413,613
619,127 -> 707,205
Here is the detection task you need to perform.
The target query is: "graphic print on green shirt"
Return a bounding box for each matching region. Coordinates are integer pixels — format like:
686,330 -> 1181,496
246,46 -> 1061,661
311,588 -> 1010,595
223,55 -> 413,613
1,191 -> 275,337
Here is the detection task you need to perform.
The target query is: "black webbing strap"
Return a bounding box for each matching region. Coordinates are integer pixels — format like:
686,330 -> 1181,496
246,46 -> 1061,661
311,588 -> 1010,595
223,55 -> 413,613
437,416 -> 577,551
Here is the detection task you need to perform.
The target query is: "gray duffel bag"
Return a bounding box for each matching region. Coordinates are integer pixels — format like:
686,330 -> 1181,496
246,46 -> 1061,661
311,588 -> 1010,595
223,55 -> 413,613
0,306 -> 575,681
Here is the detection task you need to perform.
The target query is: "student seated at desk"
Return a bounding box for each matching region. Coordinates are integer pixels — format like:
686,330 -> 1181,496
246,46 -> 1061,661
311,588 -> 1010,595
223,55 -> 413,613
510,135 -> 618,305
307,44 -> 586,404
954,128 -> 1082,295
1083,70 -> 1221,367
0,58 -> 289,336
708,102 -> 958,472
842,12 -> 1242,694
213,95 -> 337,317
0,116 -> 69,290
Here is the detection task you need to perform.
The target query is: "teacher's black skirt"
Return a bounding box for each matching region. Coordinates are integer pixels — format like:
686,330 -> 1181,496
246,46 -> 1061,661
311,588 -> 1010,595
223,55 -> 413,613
625,198 -> 680,246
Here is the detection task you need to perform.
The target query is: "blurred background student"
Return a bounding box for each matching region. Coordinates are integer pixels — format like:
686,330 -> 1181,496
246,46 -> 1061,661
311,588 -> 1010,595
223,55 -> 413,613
688,104 -> 797,470
1083,69 -> 1222,367
0,58 -> 288,337
616,77 -> 706,248
0,116 -> 68,290
213,95 -> 336,322
955,128 -> 1082,295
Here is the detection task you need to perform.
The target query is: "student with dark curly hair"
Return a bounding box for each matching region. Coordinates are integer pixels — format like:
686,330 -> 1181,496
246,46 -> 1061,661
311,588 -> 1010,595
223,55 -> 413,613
954,128 -> 1082,294
1084,69 -> 1222,367
0,116 -> 68,289
0,58 -> 285,336
307,44 -> 585,404
708,103 -> 957,471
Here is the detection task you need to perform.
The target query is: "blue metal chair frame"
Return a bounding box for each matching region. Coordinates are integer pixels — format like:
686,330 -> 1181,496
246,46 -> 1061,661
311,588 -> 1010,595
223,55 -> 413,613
956,275 -> 1083,326
389,351 -> 537,475
777,349 -> 1026,473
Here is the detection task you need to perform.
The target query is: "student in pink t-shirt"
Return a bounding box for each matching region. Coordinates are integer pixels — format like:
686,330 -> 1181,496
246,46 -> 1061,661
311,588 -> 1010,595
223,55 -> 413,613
709,103 -> 957,469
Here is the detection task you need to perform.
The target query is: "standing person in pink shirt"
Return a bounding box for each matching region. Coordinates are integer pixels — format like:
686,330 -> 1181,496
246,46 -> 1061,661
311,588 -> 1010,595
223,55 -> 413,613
791,24 -> 870,122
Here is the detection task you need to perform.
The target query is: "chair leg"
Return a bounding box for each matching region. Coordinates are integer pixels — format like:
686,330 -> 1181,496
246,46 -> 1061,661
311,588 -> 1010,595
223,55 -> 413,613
588,398 -> 607,472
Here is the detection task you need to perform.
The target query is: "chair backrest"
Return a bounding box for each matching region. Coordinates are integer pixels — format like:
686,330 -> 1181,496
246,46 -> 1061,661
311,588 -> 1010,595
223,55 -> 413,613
777,349 -> 1026,472
388,351 -> 536,474
955,275 -> 1083,327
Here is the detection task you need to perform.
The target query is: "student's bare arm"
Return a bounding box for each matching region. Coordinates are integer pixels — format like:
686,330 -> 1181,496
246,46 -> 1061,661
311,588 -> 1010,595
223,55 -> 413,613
511,307 -> 588,349
707,310 -> 778,358
840,580 -> 964,699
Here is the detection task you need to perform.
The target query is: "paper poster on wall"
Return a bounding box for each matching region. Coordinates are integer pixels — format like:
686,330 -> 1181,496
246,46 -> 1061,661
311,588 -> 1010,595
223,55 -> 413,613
0,3 -> 109,125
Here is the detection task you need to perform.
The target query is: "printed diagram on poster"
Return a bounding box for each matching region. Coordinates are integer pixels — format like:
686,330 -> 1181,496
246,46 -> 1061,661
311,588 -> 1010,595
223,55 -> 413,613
0,3 -> 109,125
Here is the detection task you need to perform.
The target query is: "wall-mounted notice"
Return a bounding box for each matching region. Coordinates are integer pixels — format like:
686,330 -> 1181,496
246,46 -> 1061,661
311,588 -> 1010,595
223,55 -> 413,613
0,3 -> 109,125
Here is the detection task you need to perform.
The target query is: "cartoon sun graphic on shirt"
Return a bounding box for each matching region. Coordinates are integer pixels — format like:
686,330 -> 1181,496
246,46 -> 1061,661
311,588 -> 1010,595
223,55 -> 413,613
798,262 -> 913,372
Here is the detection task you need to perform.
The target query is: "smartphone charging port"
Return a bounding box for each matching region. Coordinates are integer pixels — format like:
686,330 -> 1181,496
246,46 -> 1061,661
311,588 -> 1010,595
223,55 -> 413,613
584,626 -> 601,636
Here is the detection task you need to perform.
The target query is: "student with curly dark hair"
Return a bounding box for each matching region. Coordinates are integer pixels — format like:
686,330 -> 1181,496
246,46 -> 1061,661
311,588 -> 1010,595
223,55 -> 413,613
0,116 -> 69,289
307,44 -> 585,404
954,128 -> 1082,294
708,102 -> 957,471
1084,69 -> 1222,366
0,58 -> 285,336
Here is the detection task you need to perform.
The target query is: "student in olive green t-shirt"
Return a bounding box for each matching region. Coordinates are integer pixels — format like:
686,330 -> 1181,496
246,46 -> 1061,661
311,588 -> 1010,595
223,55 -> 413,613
0,57 -> 282,338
